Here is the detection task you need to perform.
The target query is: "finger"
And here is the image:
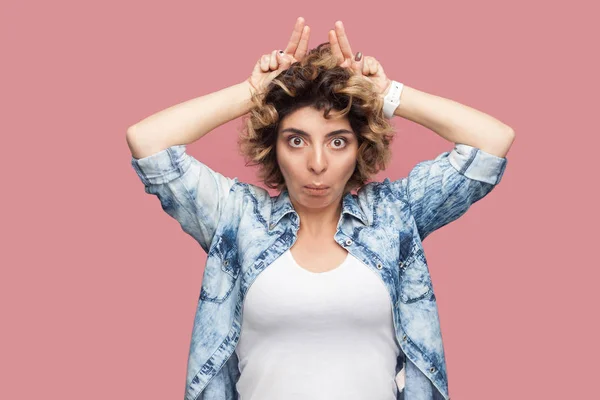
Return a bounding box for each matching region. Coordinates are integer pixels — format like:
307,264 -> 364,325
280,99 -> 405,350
328,29 -> 344,65
352,52 -> 364,75
371,57 -> 387,81
269,50 -> 278,70
362,57 -> 370,75
277,51 -> 292,69
368,57 -> 378,75
293,25 -> 310,61
334,21 -> 353,60
260,54 -> 270,72
284,17 -> 305,56
376,60 -> 387,78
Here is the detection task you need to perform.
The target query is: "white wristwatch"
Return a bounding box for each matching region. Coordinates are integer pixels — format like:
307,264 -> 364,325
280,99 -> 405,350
383,80 -> 404,119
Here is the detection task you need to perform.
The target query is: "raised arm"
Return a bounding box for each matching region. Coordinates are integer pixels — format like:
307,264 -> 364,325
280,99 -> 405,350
126,81 -> 255,159
329,20 -> 514,240
328,20 -> 515,156
127,18 -> 311,252
126,16 -> 310,159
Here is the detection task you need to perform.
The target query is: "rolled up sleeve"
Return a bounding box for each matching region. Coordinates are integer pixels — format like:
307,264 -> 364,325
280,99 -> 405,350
131,144 -> 237,253
389,143 -> 508,241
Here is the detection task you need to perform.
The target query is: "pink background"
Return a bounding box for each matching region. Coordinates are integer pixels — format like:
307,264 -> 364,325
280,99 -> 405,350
2,0 -> 597,399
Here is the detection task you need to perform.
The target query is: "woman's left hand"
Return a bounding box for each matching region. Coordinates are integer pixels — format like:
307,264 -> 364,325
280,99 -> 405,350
328,21 -> 392,97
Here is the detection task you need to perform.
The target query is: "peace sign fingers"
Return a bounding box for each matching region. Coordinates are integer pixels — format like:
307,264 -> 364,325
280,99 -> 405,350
329,20 -> 361,72
333,21 -> 353,60
284,17 -> 311,62
328,29 -> 345,67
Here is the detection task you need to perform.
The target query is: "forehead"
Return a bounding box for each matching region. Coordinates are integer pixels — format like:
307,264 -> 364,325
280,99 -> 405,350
279,106 -> 351,132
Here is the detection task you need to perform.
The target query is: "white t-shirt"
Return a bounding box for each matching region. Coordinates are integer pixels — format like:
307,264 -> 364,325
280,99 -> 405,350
235,248 -> 403,400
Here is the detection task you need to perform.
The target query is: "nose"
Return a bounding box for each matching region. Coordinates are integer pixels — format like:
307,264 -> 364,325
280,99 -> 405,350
308,147 -> 327,174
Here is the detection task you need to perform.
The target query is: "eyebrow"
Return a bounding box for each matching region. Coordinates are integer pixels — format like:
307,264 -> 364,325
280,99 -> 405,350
280,128 -> 354,138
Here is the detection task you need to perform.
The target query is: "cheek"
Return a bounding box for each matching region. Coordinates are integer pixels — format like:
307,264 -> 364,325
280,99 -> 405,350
345,162 -> 357,179
276,149 -> 295,179
341,149 -> 358,171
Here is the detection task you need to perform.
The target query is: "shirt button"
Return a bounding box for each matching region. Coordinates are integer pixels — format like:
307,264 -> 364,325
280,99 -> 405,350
402,334 -> 407,341
345,239 -> 353,246
376,263 -> 383,269
430,367 -> 436,373
224,260 -> 229,266
269,223 -> 275,230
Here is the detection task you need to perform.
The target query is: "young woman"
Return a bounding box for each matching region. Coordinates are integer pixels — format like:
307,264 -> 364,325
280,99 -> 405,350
128,17 -> 514,400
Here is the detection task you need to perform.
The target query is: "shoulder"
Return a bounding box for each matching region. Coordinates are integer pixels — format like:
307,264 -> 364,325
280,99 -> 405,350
356,178 -> 410,207
228,180 -> 275,215
355,178 -> 413,230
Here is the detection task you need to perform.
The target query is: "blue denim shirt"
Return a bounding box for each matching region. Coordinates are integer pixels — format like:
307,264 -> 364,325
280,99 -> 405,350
131,142 -> 507,400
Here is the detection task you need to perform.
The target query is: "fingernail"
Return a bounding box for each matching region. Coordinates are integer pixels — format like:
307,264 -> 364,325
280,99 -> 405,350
355,52 -> 362,61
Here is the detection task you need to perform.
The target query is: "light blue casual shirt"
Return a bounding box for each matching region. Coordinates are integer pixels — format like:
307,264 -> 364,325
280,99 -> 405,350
131,142 -> 508,400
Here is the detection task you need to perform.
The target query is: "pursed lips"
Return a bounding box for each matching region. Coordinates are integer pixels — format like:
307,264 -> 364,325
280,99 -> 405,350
305,185 -> 329,189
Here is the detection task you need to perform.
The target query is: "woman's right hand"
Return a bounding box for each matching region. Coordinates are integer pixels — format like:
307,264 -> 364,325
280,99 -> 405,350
247,17 -> 311,96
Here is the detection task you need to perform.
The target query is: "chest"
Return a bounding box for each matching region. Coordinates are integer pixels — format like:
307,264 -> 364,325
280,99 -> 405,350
222,207 -> 431,304
289,234 -> 349,273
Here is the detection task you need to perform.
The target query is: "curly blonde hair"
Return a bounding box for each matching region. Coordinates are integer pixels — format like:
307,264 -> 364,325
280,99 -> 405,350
237,42 -> 396,194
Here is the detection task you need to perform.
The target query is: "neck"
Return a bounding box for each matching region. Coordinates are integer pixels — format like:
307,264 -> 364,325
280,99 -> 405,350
293,198 -> 343,238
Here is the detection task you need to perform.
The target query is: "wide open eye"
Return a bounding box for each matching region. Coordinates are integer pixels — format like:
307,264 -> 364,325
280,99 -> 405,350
287,136 -> 348,149
331,137 -> 348,149
288,136 -> 305,148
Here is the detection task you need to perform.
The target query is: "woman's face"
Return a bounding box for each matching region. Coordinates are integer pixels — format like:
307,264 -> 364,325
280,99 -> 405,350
276,106 -> 359,210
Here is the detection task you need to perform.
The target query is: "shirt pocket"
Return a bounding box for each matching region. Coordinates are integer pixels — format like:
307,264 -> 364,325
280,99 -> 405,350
398,248 -> 433,303
200,234 -> 240,303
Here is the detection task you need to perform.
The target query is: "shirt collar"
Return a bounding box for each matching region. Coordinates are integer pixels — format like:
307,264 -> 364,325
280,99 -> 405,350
269,188 -> 369,230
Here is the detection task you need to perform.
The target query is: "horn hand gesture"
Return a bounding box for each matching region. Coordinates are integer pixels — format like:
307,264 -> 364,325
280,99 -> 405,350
328,21 -> 393,97
248,17 -> 310,96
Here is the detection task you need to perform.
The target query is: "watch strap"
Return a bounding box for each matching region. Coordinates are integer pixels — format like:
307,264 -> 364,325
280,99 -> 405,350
383,80 -> 404,119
